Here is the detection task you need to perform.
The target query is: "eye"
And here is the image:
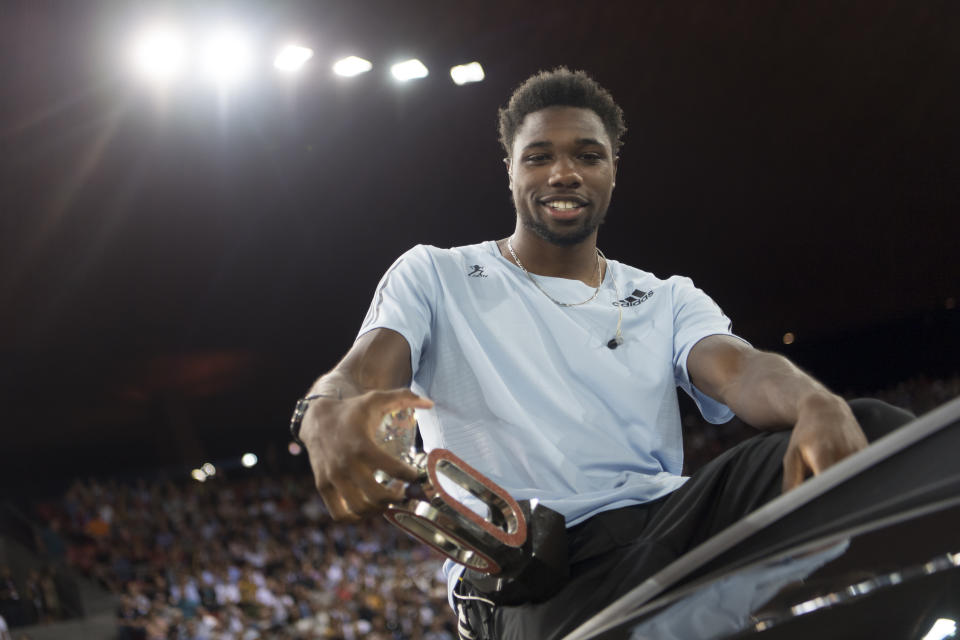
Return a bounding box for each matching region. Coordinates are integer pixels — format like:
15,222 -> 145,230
523,153 -> 550,164
579,152 -> 604,163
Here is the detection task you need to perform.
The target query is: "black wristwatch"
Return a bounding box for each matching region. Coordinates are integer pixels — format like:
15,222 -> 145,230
289,392 -> 338,446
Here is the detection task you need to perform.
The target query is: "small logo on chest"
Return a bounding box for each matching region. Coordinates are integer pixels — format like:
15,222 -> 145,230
467,265 -> 488,278
613,289 -> 654,307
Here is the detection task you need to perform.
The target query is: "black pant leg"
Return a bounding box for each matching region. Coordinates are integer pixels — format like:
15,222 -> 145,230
489,433 -> 792,640
642,398 -> 915,559
488,398 -> 915,639
848,397 -> 915,441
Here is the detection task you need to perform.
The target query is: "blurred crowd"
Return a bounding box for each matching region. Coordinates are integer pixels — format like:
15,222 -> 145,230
26,475 -> 454,640
2,373 -> 956,639
0,564 -> 61,628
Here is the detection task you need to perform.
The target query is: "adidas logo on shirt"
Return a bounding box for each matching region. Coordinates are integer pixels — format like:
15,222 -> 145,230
613,289 -> 654,307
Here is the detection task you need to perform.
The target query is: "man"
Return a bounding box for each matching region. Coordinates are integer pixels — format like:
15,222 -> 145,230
294,68 -> 910,639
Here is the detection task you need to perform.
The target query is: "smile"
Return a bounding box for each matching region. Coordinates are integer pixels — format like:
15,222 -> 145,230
539,201 -> 586,221
537,196 -> 589,221
543,200 -> 582,210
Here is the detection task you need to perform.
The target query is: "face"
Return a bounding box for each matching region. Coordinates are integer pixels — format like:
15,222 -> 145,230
507,106 -> 617,246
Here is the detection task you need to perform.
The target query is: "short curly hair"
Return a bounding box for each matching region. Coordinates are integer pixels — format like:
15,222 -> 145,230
498,67 -> 627,157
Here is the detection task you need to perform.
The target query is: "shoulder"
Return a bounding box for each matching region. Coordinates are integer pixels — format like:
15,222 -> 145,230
386,244 -> 450,274
613,262 -> 706,297
416,241 -> 497,263
605,259 -> 678,296
606,260 -> 717,308
379,242 -> 500,285
401,241 -> 500,274
605,257 -> 688,286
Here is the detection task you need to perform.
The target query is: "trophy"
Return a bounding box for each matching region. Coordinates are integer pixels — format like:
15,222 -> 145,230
375,409 -> 568,604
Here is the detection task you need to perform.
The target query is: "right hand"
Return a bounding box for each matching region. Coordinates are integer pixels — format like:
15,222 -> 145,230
300,388 -> 434,521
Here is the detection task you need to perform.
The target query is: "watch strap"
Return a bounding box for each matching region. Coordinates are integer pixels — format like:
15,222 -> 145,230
289,392 -> 339,446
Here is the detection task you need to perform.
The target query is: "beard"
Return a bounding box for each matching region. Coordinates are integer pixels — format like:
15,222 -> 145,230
516,201 -> 607,247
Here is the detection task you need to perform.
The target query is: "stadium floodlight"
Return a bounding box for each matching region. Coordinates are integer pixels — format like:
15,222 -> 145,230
241,452 -> 258,468
274,44 -> 313,72
201,28 -> 253,85
922,619 -> 957,640
130,24 -> 185,83
201,462 -> 216,477
191,468 -> 207,482
332,55 -> 372,77
450,62 -> 485,85
391,59 -> 429,82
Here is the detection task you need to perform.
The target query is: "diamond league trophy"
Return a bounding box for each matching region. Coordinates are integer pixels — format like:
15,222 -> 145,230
375,409 -> 568,604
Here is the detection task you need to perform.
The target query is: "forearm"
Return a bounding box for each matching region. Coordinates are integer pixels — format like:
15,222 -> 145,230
717,349 -> 845,431
307,368 -> 364,400
307,329 -> 413,399
690,336 -> 866,490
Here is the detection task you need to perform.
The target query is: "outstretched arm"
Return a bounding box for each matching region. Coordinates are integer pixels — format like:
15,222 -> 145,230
687,335 -> 868,491
300,328 -> 433,521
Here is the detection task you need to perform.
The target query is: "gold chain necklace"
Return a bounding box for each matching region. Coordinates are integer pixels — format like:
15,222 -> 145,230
506,239 -> 602,307
505,239 -> 624,348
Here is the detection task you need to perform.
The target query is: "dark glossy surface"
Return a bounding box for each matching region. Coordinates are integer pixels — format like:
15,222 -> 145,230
590,497 -> 960,640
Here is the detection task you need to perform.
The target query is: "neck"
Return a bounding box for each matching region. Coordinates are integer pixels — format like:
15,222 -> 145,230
501,227 -> 602,285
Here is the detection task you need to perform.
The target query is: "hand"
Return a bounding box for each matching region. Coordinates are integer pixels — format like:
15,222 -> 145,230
300,388 -> 434,521
781,393 -> 868,492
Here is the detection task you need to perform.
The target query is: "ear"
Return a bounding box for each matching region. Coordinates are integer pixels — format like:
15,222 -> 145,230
504,157 -> 513,191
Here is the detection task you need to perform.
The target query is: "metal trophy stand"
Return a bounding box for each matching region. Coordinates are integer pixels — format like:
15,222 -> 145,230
376,409 -> 568,603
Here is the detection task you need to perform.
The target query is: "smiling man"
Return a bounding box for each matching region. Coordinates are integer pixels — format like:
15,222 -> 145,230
506,105 -> 616,247
292,68 -> 912,639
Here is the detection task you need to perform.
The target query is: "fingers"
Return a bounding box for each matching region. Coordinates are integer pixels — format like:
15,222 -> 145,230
317,462 -> 408,520
368,388 -> 435,414
800,435 -> 854,476
357,389 -> 432,483
781,395 -> 872,495
320,453 -> 417,519
782,417 -> 869,493
781,447 -> 807,493
306,387 -> 433,521
361,445 -> 421,483
354,389 -> 433,442
318,486 -> 359,522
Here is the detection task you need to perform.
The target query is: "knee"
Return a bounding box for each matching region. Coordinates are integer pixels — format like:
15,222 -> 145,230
847,398 -> 915,442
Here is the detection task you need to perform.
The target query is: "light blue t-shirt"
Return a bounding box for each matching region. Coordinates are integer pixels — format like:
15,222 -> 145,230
357,241 -> 742,599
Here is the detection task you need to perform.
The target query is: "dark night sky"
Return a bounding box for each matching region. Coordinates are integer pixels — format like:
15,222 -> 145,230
1,1 -> 958,491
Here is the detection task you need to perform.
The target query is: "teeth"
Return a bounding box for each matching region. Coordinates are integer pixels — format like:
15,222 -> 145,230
545,200 -> 582,210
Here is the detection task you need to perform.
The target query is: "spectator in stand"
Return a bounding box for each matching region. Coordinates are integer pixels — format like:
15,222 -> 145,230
425,615 -> 456,640
34,519 -> 66,565
116,590 -> 147,640
22,570 -> 44,626
0,567 -> 25,629
37,568 -> 60,623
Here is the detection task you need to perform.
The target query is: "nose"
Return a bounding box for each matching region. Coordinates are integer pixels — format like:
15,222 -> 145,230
548,157 -> 582,188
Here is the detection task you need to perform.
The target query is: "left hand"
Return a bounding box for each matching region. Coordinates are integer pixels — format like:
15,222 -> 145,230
782,393 -> 869,492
